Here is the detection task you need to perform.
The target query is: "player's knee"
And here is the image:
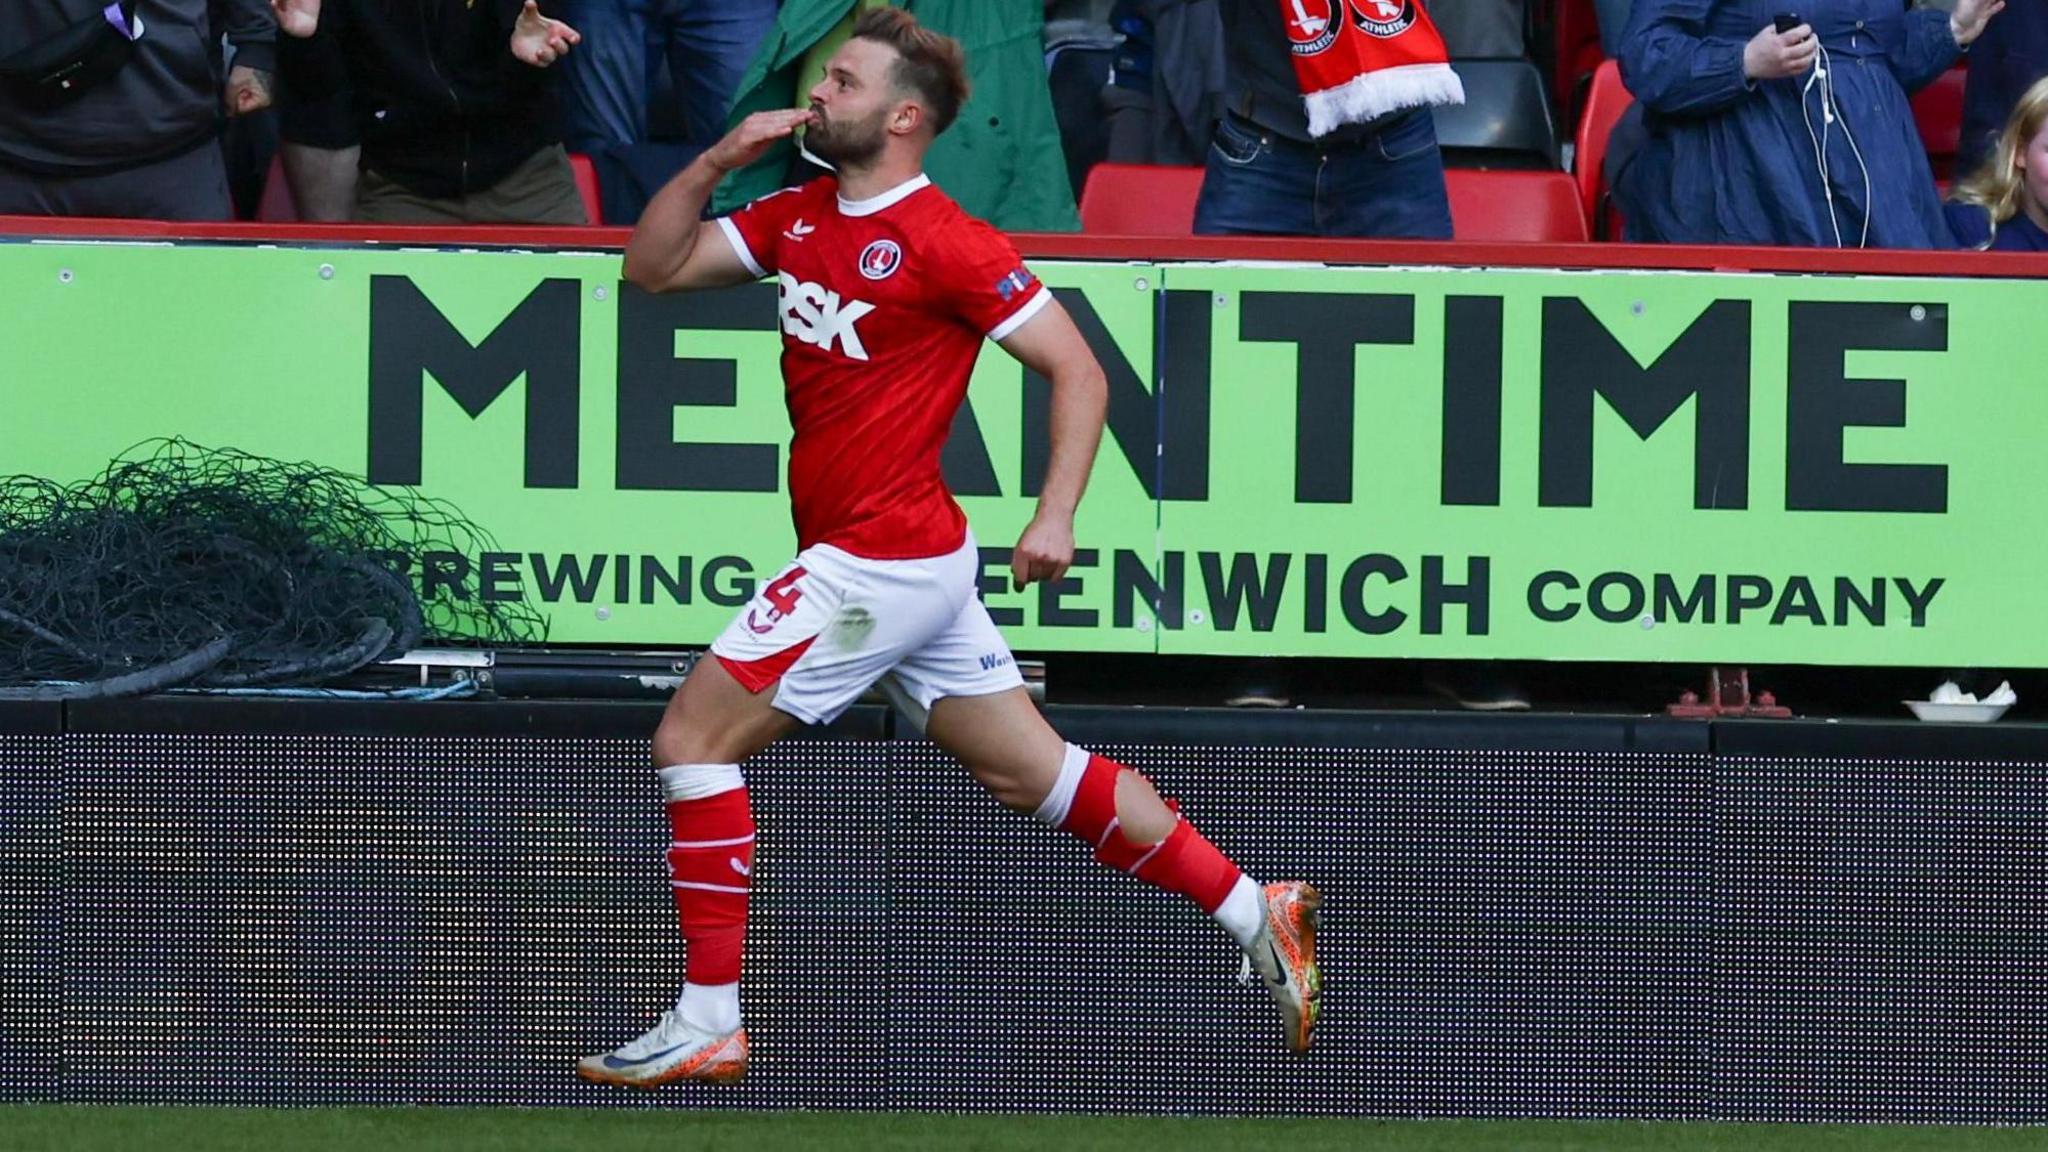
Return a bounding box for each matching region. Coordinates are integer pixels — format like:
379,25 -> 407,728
650,719 -> 694,767
963,756 -> 1047,814
652,715 -> 737,768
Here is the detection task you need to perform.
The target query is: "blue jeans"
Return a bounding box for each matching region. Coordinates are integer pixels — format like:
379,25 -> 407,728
1193,109 -> 1453,239
556,0 -> 776,149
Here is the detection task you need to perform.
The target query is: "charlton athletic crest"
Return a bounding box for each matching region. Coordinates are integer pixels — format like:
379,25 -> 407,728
1284,0 -> 1339,54
1348,0 -> 1418,37
858,239 -> 903,281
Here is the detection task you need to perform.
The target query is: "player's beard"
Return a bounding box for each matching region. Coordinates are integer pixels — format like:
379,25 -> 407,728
803,105 -> 888,169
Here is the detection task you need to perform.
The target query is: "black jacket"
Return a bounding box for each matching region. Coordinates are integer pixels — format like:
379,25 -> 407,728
0,0 -> 275,175
1219,0 -> 1402,145
279,0 -> 560,199
1960,2 -> 2048,175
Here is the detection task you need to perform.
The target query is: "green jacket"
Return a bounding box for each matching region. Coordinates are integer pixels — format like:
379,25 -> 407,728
711,0 -> 1080,232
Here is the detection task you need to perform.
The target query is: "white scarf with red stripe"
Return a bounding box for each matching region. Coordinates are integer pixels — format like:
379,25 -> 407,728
1279,0 -> 1464,137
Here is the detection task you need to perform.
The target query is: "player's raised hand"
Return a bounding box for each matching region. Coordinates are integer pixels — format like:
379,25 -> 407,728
1010,513 -> 1075,592
705,109 -> 819,173
270,0 -> 321,38
511,0 -> 580,68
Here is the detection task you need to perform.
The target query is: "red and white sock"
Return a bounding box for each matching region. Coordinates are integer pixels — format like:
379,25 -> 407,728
656,761 -> 753,1034
1035,744 -> 1265,947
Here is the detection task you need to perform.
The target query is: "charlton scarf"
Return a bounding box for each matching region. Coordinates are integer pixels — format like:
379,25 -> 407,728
1279,0 -> 1464,137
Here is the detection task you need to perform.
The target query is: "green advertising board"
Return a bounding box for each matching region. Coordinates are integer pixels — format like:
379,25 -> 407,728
0,239 -> 2035,665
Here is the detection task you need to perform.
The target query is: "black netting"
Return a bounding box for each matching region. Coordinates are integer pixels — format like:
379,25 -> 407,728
0,439 -> 544,698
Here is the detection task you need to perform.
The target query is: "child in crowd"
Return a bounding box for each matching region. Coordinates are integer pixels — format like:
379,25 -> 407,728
1947,74 -> 2048,251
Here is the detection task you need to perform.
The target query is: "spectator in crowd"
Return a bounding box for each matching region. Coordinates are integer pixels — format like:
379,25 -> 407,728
1960,1 -> 2048,172
1188,0 -> 1501,706
271,0 -> 589,224
1193,0 -> 1463,239
1614,0 -> 2006,247
552,0 -> 775,224
1102,0 -> 1226,167
276,92 -> 360,222
1948,73 -> 2048,248
0,0 -> 275,219
712,0 -> 1079,232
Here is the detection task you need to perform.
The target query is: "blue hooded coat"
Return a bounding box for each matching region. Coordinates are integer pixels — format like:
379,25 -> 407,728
1616,0 -> 1959,247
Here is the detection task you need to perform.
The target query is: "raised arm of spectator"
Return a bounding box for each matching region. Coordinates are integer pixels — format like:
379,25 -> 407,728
501,1 -> 581,69
1892,0 -> 1996,93
1619,0 -> 1769,116
272,0 -> 350,103
1891,7 -> 1964,93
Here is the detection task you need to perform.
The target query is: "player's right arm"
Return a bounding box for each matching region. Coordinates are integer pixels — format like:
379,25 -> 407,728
622,109 -> 815,294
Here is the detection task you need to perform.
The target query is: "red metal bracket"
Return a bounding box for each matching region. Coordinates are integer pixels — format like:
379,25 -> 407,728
1667,666 -> 1791,718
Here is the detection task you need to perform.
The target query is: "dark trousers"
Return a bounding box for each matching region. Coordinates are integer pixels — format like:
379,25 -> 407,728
1193,108 -> 1453,240
0,141 -> 232,220
356,145 -> 587,226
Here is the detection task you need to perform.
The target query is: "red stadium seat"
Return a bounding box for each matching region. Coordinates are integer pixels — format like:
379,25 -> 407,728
567,151 -> 603,224
1077,163 -> 1205,235
1080,163 -> 1588,242
1573,59 -> 1633,239
1446,169 -> 1589,241
256,153 -> 299,222
1912,65 -> 1968,181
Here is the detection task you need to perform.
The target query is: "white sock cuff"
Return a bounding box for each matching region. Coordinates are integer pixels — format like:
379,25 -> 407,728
675,981 -> 742,1035
1032,743 -> 1092,827
1216,874 -> 1264,949
658,762 -> 745,803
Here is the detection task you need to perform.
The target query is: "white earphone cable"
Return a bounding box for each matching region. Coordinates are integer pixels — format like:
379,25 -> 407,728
1796,40 -> 1873,248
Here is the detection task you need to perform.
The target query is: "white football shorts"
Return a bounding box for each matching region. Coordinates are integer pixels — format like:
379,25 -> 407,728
708,531 -> 1025,727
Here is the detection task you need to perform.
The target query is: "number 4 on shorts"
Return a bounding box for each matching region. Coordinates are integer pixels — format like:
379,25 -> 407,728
764,567 -> 806,617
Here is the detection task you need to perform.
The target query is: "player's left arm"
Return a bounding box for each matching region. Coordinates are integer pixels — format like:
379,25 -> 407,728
995,299 -> 1108,591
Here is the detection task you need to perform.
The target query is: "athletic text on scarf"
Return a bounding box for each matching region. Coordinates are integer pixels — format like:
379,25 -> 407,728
1279,0 -> 1463,137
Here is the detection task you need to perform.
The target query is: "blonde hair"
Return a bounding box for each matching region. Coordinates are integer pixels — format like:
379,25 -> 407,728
1950,74 -> 2048,248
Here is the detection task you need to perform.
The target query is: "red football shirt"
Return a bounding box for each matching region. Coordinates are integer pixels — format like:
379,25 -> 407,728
714,173 -> 1048,560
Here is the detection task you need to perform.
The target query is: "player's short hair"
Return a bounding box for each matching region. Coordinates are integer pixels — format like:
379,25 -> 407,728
851,7 -> 970,137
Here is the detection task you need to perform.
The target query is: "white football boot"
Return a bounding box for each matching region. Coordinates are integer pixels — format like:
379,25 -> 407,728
575,1009 -> 749,1088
